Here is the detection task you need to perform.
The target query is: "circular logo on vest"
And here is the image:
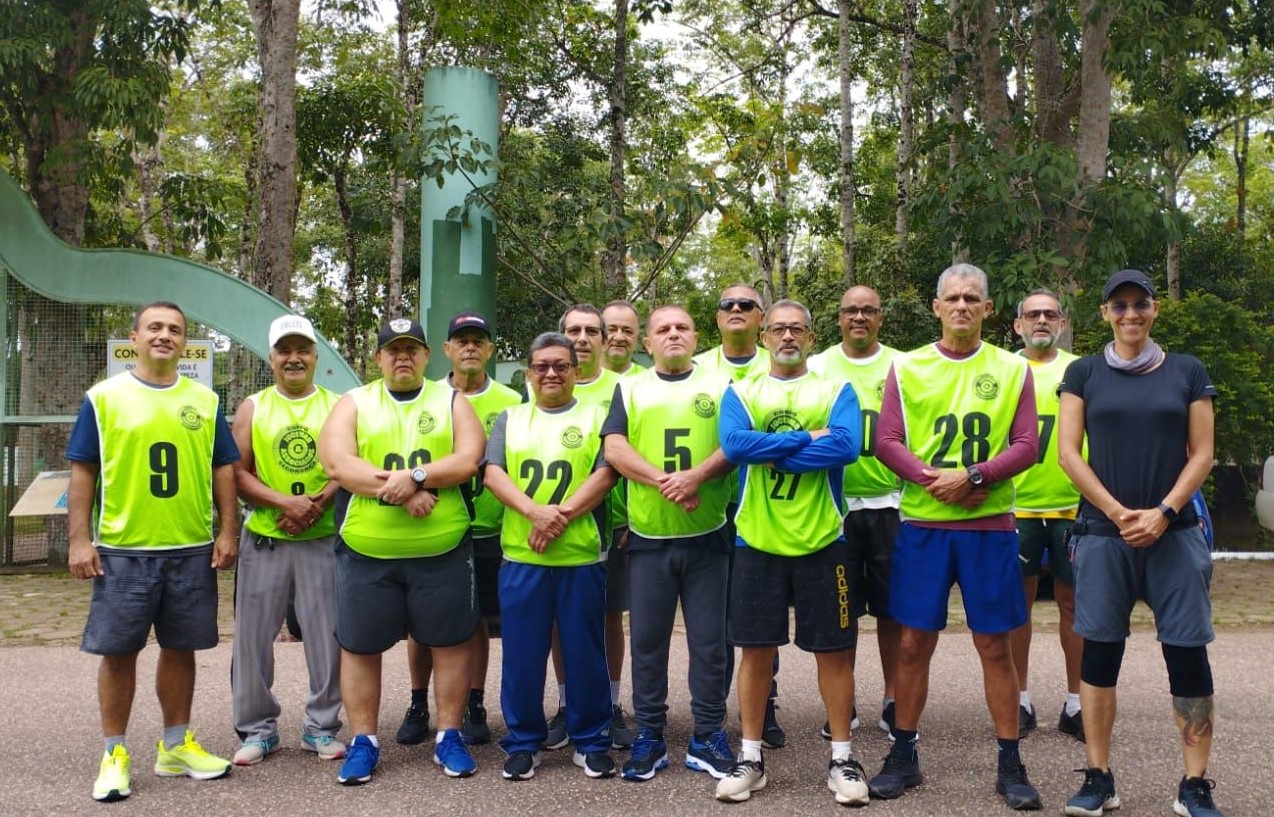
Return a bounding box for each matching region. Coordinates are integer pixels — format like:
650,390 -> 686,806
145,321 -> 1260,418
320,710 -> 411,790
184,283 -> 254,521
561,425 -> 585,449
179,406 -> 203,430
974,373 -> 1000,400
277,425 -> 317,473
874,379 -> 886,401
417,411 -> 437,435
692,393 -> 717,418
483,411 -> 501,433
764,410 -> 804,433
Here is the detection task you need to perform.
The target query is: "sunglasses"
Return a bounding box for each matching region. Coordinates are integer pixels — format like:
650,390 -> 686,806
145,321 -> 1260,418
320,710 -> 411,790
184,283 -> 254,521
1105,299 -> 1154,316
528,361 -> 574,375
765,323 -> 808,339
1021,309 -> 1061,321
718,298 -> 760,313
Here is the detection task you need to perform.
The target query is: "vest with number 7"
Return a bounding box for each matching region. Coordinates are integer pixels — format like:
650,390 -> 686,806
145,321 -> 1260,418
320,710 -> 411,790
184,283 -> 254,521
894,343 -> 1028,522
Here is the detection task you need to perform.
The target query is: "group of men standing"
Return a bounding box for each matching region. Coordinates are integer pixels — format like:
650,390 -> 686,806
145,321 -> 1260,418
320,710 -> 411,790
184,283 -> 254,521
66,261 -> 1225,816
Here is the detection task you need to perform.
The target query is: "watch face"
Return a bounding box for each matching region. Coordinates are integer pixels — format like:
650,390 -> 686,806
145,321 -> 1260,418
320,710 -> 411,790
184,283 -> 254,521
411,468 -> 426,483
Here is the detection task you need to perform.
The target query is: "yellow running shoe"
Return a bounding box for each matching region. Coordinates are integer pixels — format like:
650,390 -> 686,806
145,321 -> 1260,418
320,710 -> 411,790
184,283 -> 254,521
93,745 -> 131,802
154,730 -> 231,780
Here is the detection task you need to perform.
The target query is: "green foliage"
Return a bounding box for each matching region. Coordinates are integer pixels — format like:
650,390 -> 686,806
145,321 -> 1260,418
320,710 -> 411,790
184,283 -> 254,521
1155,293 -> 1274,467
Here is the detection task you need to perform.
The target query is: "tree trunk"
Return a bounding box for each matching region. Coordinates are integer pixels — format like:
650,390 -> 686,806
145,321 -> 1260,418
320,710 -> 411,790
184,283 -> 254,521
1234,109 -> 1249,236
1163,159 -> 1181,299
837,0 -> 856,287
1057,0 -> 1112,282
247,0 -> 301,304
895,0 -> 917,251
947,0 -> 970,263
387,0 -> 412,315
968,0 -> 1012,151
335,163 -> 360,356
1031,0 -> 1069,148
600,0 -> 630,297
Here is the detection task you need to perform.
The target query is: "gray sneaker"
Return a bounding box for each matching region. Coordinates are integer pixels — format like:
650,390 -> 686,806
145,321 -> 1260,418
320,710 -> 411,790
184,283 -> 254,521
543,706 -> 569,750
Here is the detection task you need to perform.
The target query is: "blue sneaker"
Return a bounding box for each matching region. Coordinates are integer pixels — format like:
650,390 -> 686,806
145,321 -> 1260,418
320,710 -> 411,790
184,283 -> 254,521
433,728 -> 477,778
621,729 -> 668,782
337,735 -> 379,786
685,729 -> 735,779
1174,776 -> 1225,817
1064,767 -> 1119,816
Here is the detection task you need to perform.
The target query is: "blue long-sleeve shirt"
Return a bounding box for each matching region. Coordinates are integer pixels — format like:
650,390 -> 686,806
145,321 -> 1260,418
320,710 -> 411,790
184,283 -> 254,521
719,376 -> 861,474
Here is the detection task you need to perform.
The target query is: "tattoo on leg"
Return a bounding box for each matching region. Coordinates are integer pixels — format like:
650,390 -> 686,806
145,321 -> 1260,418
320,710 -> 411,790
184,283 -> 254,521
1173,695 -> 1214,747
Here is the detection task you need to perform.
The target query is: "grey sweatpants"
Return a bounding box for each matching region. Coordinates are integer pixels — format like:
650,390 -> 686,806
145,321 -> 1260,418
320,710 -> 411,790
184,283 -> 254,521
628,545 -> 729,735
232,530 -> 342,741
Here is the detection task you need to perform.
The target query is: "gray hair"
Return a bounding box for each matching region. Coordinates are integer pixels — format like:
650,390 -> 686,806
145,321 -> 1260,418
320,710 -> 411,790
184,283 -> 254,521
936,263 -> 989,300
1016,288 -> 1065,317
765,298 -> 813,328
528,332 -> 578,365
558,304 -> 607,340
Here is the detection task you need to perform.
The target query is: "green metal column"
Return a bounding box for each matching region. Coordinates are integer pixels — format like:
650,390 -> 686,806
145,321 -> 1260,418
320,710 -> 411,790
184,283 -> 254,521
420,67 -> 500,380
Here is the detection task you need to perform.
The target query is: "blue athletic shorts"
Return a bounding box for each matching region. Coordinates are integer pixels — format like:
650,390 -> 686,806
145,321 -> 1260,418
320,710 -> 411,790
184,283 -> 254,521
889,524 -> 1026,634
81,546 -> 219,655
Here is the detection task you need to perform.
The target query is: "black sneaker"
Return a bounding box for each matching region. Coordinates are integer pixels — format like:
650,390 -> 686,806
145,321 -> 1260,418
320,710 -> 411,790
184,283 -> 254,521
762,698 -> 786,749
868,746 -> 923,799
573,749 -> 617,779
996,754 -> 1043,810
1064,767 -> 1120,816
609,705 -> 635,750
879,701 -> 896,738
1058,705 -> 1086,743
819,706 -> 859,740
543,706 -> 568,750
502,750 -> 541,781
1174,776 -> 1225,817
395,701 -> 430,746
462,703 -> 492,745
1019,704 -> 1038,738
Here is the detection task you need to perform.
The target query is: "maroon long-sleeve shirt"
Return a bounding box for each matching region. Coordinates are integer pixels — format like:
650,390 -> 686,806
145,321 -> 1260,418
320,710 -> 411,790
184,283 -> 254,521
876,342 -> 1038,531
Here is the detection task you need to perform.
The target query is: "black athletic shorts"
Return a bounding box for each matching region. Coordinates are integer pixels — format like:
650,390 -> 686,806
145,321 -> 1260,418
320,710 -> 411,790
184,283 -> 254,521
843,507 -> 899,619
473,535 -> 502,621
728,539 -> 856,652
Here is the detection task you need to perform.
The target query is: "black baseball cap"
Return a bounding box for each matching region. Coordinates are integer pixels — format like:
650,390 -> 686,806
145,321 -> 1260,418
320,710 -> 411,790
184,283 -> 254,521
1102,269 -> 1156,301
446,311 -> 492,340
376,317 -> 428,350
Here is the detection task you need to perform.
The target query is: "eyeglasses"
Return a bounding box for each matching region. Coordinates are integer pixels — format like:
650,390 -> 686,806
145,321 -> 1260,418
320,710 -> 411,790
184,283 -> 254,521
1021,309 -> 1061,321
718,298 -> 760,313
528,361 -> 574,375
1105,299 -> 1154,316
765,323 -> 808,339
839,306 -> 881,318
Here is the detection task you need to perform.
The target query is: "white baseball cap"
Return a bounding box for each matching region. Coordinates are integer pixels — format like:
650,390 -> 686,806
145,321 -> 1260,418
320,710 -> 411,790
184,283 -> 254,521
268,315 -> 318,348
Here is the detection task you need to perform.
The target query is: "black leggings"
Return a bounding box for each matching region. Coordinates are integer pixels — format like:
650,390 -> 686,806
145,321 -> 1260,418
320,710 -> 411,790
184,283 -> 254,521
1081,639 -> 1213,697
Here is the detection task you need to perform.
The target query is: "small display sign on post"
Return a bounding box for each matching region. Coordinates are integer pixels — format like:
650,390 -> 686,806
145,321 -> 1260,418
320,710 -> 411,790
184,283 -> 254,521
106,339 -> 214,389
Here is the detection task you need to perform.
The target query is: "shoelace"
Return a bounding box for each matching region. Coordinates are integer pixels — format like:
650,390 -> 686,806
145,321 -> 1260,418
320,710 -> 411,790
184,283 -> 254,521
729,760 -> 761,778
631,735 -> 661,760
1182,777 -> 1217,807
832,758 -> 864,780
705,732 -> 732,758
1073,767 -> 1107,796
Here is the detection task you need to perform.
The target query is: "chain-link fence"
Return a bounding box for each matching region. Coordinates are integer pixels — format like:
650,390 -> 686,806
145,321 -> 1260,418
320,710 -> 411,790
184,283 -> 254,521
2,272 -> 275,566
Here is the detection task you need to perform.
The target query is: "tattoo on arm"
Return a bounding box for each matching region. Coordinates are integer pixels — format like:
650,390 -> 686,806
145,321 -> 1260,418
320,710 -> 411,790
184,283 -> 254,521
1173,695 -> 1214,747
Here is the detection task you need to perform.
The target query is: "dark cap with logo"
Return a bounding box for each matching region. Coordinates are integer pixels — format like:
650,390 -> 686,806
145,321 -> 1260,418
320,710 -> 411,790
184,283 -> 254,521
1102,269 -> 1156,301
376,317 -> 429,350
447,311 -> 492,340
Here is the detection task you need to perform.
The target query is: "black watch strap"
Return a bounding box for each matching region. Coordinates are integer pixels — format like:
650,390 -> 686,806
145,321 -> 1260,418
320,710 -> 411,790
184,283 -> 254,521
1157,502 -> 1179,523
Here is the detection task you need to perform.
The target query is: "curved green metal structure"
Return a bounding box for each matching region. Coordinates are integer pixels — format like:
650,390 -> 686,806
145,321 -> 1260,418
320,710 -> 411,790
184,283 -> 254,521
0,167 -> 360,397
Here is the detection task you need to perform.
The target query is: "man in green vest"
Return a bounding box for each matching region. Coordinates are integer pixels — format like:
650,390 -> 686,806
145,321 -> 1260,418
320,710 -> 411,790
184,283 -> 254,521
810,285 -> 903,739
1009,289 -> 1085,743
318,318 -> 485,785
483,332 -> 618,780
230,315 -> 344,767
67,301 -> 238,802
602,305 -> 737,783
714,299 -> 866,805
869,264 -> 1042,811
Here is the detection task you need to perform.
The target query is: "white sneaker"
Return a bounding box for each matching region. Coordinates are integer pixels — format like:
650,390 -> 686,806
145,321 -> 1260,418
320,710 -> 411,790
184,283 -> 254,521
828,757 -> 870,805
232,735 -> 279,766
716,758 -> 767,802
301,733 -> 346,760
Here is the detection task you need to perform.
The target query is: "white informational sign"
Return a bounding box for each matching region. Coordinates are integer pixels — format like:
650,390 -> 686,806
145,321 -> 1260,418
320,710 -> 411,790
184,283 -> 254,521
107,339 -> 214,389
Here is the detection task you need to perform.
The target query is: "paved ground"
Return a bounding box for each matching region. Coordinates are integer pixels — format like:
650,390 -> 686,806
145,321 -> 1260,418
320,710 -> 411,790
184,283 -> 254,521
2,563 -> 1272,816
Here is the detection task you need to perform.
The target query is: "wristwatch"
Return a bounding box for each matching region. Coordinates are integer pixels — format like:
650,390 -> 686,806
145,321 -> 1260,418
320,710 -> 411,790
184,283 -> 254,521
966,465 -> 986,487
410,468 -> 428,490
1157,502 -> 1178,523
